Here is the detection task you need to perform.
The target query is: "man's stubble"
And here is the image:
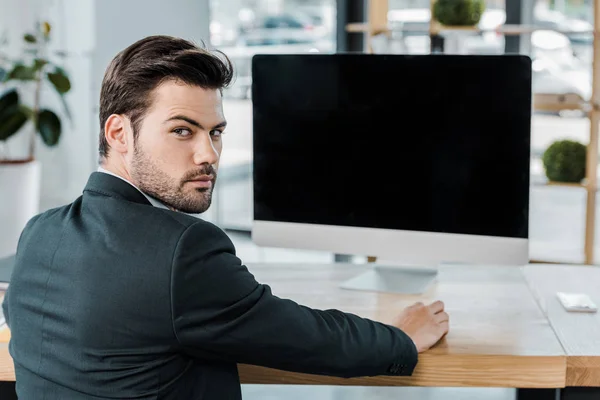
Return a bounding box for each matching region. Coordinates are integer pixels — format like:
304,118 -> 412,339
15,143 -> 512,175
130,142 -> 217,214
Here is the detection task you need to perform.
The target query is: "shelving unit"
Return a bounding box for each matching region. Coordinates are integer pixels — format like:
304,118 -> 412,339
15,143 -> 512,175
348,0 -> 600,264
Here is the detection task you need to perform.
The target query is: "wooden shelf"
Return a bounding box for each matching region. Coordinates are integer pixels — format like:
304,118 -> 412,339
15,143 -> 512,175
545,181 -> 588,189
529,181 -> 588,190
430,23 -> 479,35
531,180 -> 598,191
533,93 -> 588,113
529,259 -> 584,265
534,103 -> 587,113
346,22 -> 594,36
345,22 -> 388,34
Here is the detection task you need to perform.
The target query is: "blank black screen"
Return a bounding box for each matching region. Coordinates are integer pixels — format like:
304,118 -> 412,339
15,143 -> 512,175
252,54 -> 531,239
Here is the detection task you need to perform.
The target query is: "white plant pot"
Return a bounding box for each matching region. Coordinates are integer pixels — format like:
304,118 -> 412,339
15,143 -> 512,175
0,161 -> 41,258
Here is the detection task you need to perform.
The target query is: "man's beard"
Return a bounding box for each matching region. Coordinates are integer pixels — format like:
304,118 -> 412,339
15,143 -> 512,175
130,145 -> 217,214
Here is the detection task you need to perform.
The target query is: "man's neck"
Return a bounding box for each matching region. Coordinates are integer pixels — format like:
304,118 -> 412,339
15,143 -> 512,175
96,165 -> 174,211
98,164 -> 132,183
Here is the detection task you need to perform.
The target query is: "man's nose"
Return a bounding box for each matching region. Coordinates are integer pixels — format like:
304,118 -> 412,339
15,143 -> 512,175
193,133 -> 219,166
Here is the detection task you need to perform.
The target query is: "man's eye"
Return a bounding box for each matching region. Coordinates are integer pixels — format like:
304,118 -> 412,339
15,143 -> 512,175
210,130 -> 223,138
173,128 -> 192,137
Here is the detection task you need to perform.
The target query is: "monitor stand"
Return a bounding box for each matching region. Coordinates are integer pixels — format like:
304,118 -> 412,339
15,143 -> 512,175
339,264 -> 438,295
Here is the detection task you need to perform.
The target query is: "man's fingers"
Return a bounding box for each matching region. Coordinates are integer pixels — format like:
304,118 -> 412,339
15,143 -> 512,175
428,300 -> 445,314
435,311 -> 449,323
438,321 -> 450,335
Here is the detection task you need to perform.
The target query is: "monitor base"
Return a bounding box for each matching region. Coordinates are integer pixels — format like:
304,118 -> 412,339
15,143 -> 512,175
339,264 -> 438,295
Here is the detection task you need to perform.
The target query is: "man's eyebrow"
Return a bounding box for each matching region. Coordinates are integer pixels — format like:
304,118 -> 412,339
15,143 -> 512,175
213,121 -> 227,129
164,115 -> 227,130
165,115 -> 203,129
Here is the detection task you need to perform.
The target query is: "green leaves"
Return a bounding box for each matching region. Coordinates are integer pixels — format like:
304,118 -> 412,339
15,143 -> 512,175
0,90 -> 29,141
0,89 -> 18,112
0,20 -> 69,151
25,22 -> 50,43
37,109 -> 61,146
57,93 -> 72,123
6,64 -> 37,81
34,58 -> 48,70
0,90 -> 61,146
23,33 -> 37,43
4,59 -> 50,82
45,66 -> 72,124
46,66 -> 72,124
47,67 -> 70,94
0,106 -> 29,141
542,140 -> 587,183
433,0 -> 486,26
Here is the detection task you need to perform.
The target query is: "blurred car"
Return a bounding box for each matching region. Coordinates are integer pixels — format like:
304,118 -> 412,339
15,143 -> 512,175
220,10 -> 334,99
238,13 -> 328,47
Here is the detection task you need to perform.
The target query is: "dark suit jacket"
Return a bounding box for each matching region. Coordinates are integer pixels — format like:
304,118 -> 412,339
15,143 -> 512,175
3,172 -> 418,399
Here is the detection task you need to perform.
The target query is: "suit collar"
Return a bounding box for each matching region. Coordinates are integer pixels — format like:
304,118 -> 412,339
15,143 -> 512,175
96,167 -> 171,210
84,172 -> 152,206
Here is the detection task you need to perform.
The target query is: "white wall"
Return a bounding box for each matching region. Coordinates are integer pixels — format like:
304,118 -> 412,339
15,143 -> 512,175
0,0 -> 211,211
92,0 -> 210,88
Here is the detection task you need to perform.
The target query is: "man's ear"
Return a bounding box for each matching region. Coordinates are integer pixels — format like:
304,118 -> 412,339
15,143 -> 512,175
104,114 -> 130,155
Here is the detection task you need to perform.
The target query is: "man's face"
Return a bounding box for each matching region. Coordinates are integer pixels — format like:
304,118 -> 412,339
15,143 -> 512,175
128,80 -> 226,213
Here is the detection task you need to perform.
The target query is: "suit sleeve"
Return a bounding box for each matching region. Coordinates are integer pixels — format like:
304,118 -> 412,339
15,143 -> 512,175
170,222 -> 418,378
2,215 -> 39,328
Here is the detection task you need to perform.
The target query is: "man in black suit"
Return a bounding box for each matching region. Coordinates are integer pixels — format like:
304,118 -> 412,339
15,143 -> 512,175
3,36 -> 449,399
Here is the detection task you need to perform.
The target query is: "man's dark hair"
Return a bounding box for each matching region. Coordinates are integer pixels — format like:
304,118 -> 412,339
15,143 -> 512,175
98,35 -> 233,159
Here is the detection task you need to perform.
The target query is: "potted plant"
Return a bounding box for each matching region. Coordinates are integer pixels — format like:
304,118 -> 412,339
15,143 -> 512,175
542,139 -> 587,183
0,21 -> 71,257
433,0 -> 486,26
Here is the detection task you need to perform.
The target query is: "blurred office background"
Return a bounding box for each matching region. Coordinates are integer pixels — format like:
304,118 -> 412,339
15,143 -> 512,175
0,0 -> 598,265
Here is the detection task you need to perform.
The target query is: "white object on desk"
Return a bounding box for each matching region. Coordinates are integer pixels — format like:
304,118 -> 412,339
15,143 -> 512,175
557,292 -> 598,313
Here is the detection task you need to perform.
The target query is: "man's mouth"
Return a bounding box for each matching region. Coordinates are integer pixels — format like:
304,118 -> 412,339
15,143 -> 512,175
189,175 -> 213,182
187,175 -> 214,189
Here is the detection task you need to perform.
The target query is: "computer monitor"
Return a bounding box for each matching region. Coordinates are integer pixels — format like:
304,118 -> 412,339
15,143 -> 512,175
251,54 -> 531,293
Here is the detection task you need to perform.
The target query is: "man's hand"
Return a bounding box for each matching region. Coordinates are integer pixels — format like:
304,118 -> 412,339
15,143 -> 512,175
394,301 -> 449,353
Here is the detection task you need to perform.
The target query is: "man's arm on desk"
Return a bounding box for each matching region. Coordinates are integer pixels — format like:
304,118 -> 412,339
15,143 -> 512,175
171,222 -> 444,378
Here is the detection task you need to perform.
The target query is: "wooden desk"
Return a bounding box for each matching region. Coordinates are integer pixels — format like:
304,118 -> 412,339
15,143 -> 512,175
0,264 -> 568,394
238,264 -> 566,389
524,264 -> 600,397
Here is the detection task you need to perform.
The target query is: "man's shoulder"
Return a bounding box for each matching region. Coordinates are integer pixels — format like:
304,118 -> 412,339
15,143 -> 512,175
25,200 -> 77,228
31,192 -> 231,247
143,207 -> 228,239
172,215 -> 235,254
176,215 -> 232,243
94,195 -> 231,248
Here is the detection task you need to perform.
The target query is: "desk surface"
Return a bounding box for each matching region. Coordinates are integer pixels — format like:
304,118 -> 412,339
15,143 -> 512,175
0,263 -> 568,388
238,263 -> 565,388
523,264 -> 600,387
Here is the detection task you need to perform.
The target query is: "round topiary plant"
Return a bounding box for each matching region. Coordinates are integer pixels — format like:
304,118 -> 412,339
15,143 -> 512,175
433,0 -> 486,26
542,140 -> 587,183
